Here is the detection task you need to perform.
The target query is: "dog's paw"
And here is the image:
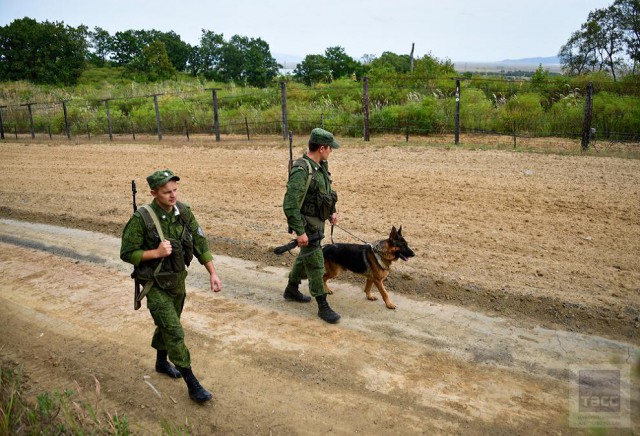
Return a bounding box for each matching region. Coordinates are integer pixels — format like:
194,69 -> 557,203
325,288 -> 334,294
366,295 -> 378,301
385,303 -> 397,310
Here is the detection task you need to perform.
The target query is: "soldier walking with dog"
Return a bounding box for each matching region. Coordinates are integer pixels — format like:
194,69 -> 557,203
120,169 -> 222,403
282,128 -> 341,323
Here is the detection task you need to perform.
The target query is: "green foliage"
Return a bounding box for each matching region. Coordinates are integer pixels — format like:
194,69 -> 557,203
1,364 -> 131,435
496,93 -> 545,133
370,97 -> 439,135
0,17 -> 88,85
293,54 -> 332,85
560,0 -> 639,78
593,92 -> 640,136
0,63 -> 638,141
139,40 -> 178,81
459,88 -> 494,131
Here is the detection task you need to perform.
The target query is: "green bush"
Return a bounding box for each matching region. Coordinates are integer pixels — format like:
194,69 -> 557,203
495,92 -> 545,134
459,88 -> 494,132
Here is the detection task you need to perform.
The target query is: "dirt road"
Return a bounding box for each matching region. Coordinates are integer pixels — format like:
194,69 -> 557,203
0,138 -> 639,433
0,218 -> 636,433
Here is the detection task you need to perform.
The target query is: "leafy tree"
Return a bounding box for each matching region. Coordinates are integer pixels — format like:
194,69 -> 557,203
559,30 -> 597,75
218,35 -> 247,83
242,37 -> 280,87
147,30 -> 191,71
87,26 -> 113,67
293,54 -> 332,85
324,46 -> 361,79
413,53 -> 456,77
193,29 -> 225,78
217,35 -> 279,87
615,0 -> 640,73
559,0 -> 639,79
110,29 -> 146,65
589,6 -> 625,81
0,17 -> 88,85
140,40 -> 177,81
369,51 -> 412,75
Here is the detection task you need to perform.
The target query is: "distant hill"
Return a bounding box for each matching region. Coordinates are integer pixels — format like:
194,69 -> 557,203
499,56 -> 560,65
454,56 -> 563,74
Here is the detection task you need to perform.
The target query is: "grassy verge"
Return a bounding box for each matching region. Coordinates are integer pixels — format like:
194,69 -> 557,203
0,363 -> 130,435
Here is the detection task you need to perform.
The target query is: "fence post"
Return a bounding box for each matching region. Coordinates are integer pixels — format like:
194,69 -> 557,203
23,103 -> 35,139
581,82 -> 594,151
405,118 -> 409,142
209,88 -> 220,142
153,94 -> 163,141
104,99 -> 113,141
15,125 -> 18,139
62,100 -> 71,140
0,107 -> 5,139
131,121 -> 136,140
86,123 -> 91,140
245,116 -> 250,141
48,125 -> 52,139
455,79 -> 461,145
184,119 -> 190,141
321,113 -> 325,129
513,120 -> 517,148
363,76 -> 370,141
280,81 -> 288,140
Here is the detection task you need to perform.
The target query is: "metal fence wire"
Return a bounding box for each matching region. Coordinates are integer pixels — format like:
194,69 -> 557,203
1,78 -> 639,150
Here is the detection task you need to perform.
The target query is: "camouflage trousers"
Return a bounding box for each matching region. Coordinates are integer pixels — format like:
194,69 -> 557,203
288,240 -> 326,298
146,271 -> 190,368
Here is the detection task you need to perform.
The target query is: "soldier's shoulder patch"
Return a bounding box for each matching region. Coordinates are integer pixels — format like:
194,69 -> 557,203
197,226 -> 205,237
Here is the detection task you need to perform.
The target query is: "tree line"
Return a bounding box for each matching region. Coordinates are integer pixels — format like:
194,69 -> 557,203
0,0 -> 638,89
559,0 -> 640,79
0,17 -> 453,87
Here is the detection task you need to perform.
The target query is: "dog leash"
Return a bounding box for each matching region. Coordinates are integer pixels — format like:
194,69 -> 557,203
332,224 -> 391,270
331,223 -> 372,245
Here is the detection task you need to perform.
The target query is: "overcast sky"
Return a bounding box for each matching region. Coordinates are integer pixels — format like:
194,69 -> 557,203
0,0 -> 614,63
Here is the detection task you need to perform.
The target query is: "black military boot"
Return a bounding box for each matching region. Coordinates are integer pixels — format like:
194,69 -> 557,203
316,294 -> 340,324
283,282 -> 311,303
155,350 -> 182,378
176,366 -> 213,403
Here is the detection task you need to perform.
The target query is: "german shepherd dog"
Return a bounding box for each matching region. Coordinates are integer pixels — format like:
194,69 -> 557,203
322,226 -> 415,309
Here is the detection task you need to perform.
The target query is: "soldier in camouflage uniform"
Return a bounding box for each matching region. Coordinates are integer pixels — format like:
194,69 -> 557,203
120,169 -> 222,403
282,128 -> 341,323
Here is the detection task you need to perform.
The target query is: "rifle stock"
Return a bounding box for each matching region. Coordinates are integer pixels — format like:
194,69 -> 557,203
273,232 -> 324,255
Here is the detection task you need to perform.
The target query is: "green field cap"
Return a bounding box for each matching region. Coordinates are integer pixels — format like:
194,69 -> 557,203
147,169 -> 180,189
310,128 -> 340,148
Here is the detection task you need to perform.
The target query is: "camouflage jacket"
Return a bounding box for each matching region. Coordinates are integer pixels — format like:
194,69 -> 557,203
282,155 -> 335,236
120,200 -> 213,268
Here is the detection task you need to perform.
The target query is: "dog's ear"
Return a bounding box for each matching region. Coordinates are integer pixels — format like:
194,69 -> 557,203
398,225 -> 403,236
390,226 -> 398,238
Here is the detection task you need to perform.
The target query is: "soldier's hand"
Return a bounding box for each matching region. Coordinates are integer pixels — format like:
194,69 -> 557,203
156,240 -> 172,258
329,213 -> 339,225
210,273 -> 222,293
297,233 -> 309,247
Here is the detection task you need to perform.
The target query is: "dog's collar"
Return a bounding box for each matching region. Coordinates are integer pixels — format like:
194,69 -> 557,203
370,242 -> 391,271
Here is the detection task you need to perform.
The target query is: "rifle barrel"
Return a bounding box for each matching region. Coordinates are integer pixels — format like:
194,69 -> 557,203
132,180 -> 138,213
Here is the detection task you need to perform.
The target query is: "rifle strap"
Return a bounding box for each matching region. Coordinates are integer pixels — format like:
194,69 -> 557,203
291,158 -> 313,208
137,204 -> 166,303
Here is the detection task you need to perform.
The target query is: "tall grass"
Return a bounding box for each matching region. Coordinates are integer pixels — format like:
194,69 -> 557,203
0,68 -> 639,141
0,364 -> 131,435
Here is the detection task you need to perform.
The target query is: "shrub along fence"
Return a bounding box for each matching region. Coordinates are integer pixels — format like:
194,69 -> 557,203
1,77 -> 639,150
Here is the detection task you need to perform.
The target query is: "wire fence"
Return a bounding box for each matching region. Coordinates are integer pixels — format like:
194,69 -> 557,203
1,77 -> 639,150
